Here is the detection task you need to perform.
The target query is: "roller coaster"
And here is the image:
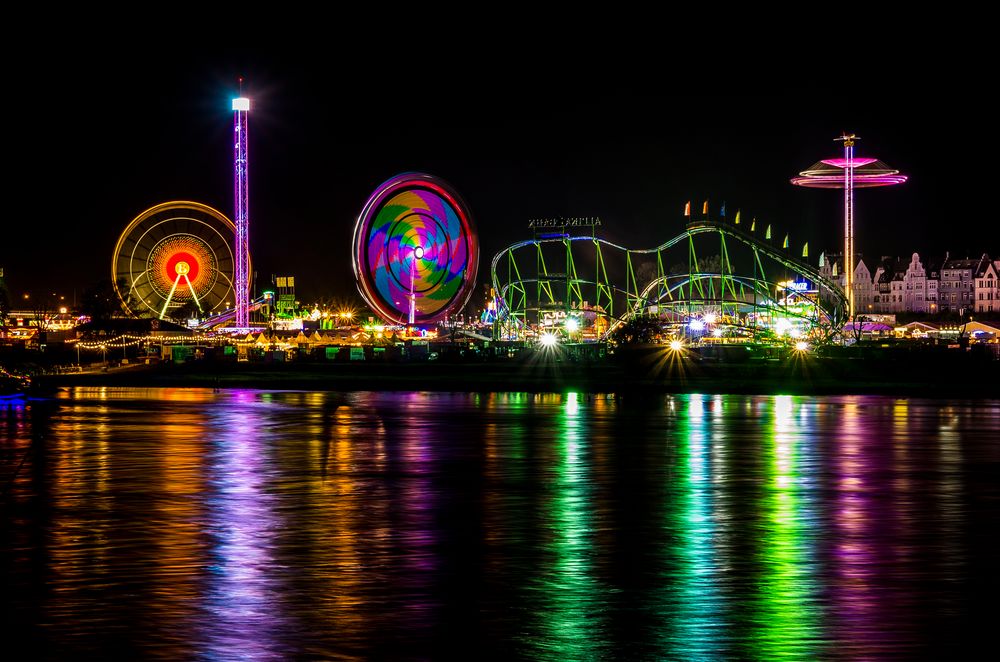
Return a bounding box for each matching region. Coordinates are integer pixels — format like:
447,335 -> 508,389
491,219 -> 847,343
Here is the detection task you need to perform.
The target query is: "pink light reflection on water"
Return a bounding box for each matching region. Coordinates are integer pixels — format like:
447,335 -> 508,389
831,397 -> 885,656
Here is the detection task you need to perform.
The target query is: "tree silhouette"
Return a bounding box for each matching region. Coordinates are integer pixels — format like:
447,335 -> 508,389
850,314 -> 868,343
0,280 -> 10,325
611,316 -> 662,345
81,279 -> 132,320
172,300 -> 202,324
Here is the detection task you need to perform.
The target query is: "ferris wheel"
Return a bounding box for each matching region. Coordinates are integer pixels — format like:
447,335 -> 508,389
113,201 -> 244,319
352,173 -> 479,325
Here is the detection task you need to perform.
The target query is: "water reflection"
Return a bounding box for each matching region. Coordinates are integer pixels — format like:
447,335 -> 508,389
530,392 -> 609,658
667,393 -> 729,658
751,395 -> 822,659
200,391 -> 285,659
0,388 -> 996,658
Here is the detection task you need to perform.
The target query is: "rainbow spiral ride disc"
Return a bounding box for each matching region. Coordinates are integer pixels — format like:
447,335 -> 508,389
353,173 -> 479,325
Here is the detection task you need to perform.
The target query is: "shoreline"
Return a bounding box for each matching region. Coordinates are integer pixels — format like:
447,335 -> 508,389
35,353 -> 1000,398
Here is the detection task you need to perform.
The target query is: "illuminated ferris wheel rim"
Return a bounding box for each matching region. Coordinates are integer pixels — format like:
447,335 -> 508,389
112,200 -> 249,318
113,201 -> 237,264
352,173 -> 479,324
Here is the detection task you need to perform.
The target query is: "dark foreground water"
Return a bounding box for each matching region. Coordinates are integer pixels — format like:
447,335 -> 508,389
1,388 -> 998,660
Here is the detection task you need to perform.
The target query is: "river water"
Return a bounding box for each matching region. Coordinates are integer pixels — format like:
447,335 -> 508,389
1,388 -> 997,659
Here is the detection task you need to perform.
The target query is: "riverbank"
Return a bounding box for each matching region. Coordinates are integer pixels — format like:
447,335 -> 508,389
35,348 -> 1000,397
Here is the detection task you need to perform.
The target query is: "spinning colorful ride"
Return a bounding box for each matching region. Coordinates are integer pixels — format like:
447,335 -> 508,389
353,173 -> 479,325
792,134 -> 906,318
113,201 -> 242,319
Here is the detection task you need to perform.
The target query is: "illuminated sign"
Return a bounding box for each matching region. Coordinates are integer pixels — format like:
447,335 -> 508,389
528,217 -> 602,228
778,280 -> 810,292
541,310 -> 568,326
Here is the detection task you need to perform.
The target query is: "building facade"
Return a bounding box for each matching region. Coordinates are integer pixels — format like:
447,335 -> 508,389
819,251 -> 996,317
854,259 -> 875,313
939,255 -> 987,314
818,253 -> 876,314
902,253 -> 929,313
871,258 -> 905,314
975,259 -> 1000,314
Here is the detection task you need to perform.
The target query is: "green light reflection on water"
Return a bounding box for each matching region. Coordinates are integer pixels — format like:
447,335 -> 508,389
663,393 -> 729,659
750,395 -> 822,660
530,391 -> 609,659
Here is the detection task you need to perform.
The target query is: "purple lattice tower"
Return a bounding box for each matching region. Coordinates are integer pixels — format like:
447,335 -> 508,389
232,91 -> 250,328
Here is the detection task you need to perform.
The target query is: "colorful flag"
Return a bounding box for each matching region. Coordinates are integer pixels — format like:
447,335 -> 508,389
720,201 -> 727,218
702,200 -> 708,215
751,218 -> 756,232
734,210 -> 741,225
766,224 -> 772,240
783,234 -> 789,249
684,201 -> 690,217
802,242 -> 809,258
818,251 -> 825,267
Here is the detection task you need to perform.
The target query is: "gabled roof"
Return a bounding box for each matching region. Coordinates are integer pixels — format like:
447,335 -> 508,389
898,321 -> 938,331
966,320 -> 1000,335
923,256 -> 945,277
876,259 -> 896,284
942,257 -> 981,270
974,254 -> 995,278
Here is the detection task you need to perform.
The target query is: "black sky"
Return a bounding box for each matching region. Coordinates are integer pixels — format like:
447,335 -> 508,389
4,36 -> 997,305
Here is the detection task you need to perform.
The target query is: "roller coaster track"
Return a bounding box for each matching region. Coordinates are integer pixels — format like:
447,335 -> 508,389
491,219 -> 847,341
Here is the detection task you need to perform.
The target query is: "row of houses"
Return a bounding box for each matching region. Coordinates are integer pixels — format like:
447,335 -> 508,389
819,252 -> 1000,315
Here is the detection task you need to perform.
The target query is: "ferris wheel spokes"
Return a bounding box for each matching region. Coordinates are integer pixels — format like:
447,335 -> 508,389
113,202 -> 240,320
184,274 -> 203,312
159,273 -> 183,320
158,271 -> 205,320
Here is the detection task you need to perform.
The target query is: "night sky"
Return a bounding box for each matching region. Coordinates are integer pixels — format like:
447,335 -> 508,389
5,40 -> 996,306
